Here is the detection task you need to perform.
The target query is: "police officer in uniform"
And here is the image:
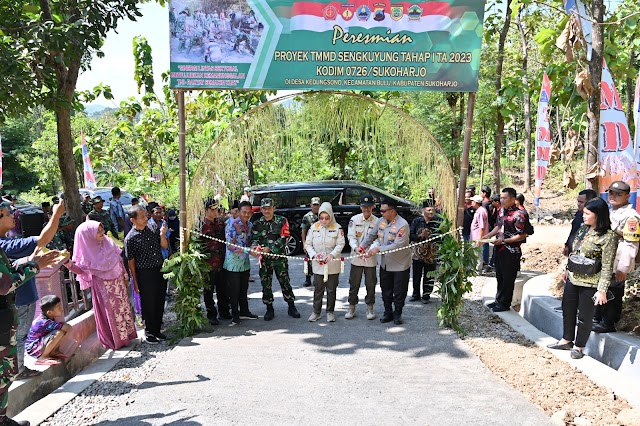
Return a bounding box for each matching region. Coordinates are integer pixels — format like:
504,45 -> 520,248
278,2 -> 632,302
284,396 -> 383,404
252,198 -> 301,321
301,197 -> 321,287
593,181 -> 640,333
346,194 -> 378,320
361,198 -> 411,325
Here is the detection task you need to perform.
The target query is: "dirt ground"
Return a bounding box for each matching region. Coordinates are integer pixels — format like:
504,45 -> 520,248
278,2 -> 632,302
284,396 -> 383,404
521,224 -> 568,274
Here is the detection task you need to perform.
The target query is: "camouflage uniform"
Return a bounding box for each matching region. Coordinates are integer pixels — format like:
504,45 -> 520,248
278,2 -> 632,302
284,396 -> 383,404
0,250 -> 38,420
252,215 -> 295,304
88,209 -> 119,240
301,210 -> 318,281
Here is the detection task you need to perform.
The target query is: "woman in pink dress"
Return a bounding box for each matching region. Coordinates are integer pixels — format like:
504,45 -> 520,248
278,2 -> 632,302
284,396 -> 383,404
66,221 -> 137,350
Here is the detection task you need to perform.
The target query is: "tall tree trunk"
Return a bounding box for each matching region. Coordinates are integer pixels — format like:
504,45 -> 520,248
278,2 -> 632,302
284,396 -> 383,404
55,106 -> 82,224
493,0 -> 512,194
517,7 -> 532,192
585,0 -> 604,191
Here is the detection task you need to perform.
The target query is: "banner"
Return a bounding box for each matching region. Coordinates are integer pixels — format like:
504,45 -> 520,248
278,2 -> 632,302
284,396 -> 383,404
634,70 -> 640,212
168,0 -> 485,91
81,131 -> 97,190
534,73 -> 551,207
598,60 -> 635,205
563,0 -> 592,60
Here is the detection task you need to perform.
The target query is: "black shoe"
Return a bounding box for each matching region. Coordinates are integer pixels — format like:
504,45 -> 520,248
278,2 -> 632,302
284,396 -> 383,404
546,341 -> 574,350
592,323 -> 616,333
570,348 -> 584,359
380,312 -> 393,323
409,295 -> 421,302
145,334 -> 159,344
230,317 -> 240,326
208,316 -> 220,326
592,317 -> 601,325
264,305 -> 275,321
422,296 -> 431,304
219,312 -> 232,320
1,418 -> 30,426
490,304 -> 510,313
304,279 -> 312,287
154,332 -> 168,341
287,303 -> 301,318
239,311 -> 258,320
487,301 -> 498,308
393,312 -> 403,325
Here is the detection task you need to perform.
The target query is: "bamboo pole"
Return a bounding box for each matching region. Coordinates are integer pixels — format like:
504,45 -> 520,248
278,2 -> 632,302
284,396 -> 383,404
457,92 -> 476,229
178,90 -> 188,253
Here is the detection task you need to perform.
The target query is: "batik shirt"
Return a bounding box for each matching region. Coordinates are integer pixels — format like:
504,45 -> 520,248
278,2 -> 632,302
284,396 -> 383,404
496,206 -> 526,254
25,314 -> 63,358
410,215 -> 442,264
568,226 -> 618,291
252,215 -> 290,256
223,218 -> 252,272
202,217 -> 226,271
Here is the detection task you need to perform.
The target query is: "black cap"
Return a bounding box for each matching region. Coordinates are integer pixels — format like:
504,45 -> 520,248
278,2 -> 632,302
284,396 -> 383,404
231,200 -> 240,210
608,181 -> 631,193
422,198 -> 435,208
359,194 -> 374,206
167,209 -> 177,219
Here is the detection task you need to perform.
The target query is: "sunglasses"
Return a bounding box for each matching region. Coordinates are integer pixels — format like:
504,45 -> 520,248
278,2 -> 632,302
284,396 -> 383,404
380,209 -> 391,213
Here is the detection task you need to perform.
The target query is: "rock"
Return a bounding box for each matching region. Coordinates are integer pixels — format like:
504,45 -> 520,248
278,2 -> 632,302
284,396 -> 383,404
573,416 -> 593,426
551,410 -> 568,426
544,215 -> 554,221
618,409 -> 640,425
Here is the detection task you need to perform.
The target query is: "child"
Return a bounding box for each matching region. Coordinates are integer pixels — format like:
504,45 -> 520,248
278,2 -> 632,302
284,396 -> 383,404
25,295 -> 72,365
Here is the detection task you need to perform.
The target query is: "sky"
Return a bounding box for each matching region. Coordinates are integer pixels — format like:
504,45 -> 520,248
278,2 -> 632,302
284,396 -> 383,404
77,2 -> 170,106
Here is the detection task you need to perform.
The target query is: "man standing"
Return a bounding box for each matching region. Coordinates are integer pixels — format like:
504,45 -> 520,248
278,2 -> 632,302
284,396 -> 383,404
301,197 -> 321,287
409,198 -> 441,304
252,198 -> 300,321
109,187 -> 126,236
361,199 -> 411,325
346,194 -> 378,320
462,190 -> 476,241
593,181 -> 640,333
482,188 -> 527,312
470,195 -> 490,273
563,189 -> 597,257
81,194 -> 92,216
88,196 -> 119,240
125,206 -> 169,344
240,187 -> 251,203
201,199 -> 230,325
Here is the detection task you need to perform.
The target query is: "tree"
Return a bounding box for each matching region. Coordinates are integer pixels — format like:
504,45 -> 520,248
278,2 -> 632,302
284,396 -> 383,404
0,0 -> 147,223
585,0 -> 604,191
515,4 -> 533,192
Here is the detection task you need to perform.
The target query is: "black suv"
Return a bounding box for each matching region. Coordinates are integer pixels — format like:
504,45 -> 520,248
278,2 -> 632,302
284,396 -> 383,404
249,181 -> 420,255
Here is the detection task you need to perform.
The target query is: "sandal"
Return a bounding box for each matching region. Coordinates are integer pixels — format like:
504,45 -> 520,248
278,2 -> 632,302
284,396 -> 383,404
16,368 -> 42,379
35,358 -> 62,366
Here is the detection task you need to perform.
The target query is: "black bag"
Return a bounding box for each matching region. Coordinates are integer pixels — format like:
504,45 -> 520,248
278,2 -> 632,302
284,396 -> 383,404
567,254 -> 602,276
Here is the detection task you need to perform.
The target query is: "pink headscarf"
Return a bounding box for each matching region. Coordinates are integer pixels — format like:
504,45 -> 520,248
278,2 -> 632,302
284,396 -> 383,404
72,221 -> 125,290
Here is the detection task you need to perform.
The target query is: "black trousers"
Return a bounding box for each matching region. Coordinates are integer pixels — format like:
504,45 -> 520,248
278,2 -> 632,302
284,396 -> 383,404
562,280 -> 597,347
203,269 -> 229,318
137,267 -> 167,335
226,269 -> 250,317
495,249 -> 521,307
379,267 -> 410,314
594,277 -> 625,327
412,260 -> 436,298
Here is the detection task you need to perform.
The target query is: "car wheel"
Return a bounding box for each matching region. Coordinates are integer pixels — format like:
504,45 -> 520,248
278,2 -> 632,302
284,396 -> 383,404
284,230 -> 302,256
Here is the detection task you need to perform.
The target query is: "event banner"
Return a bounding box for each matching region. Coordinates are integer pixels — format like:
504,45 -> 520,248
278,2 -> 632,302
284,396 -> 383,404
634,70 -> 640,212
168,0 -> 485,91
599,60 -> 636,205
534,72 -> 551,206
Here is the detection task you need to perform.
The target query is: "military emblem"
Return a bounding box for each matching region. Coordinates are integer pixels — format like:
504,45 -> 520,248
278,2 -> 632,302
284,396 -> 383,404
341,4 -> 354,21
357,5 -> 371,21
390,5 -> 403,20
407,4 -> 422,20
323,5 -> 338,20
373,3 -> 385,21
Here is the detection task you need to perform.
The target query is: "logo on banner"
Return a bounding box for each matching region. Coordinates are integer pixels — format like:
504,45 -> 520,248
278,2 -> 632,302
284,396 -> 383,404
407,5 -> 422,20
341,4 -> 354,20
357,5 -> 371,21
540,91 -> 549,103
390,5 -> 403,20
323,5 -> 338,20
373,3 -> 386,21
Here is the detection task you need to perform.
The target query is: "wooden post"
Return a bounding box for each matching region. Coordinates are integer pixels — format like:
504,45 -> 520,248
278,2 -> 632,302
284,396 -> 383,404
457,92 -> 476,229
178,90 -> 188,253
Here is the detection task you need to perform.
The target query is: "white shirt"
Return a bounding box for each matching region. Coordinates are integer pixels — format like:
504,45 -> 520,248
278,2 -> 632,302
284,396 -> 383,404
347,212 -> 379,267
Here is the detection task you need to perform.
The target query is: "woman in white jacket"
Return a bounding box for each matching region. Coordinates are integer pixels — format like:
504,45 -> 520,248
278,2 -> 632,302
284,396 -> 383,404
305,202 -> 345,322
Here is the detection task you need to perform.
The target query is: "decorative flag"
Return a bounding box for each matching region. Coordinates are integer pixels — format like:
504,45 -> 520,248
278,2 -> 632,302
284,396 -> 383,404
598,59 -> 635,206
564,0 -> 592,60
534,73 -> 552,207
81,131 -> 97,189
634,70 -> 640,212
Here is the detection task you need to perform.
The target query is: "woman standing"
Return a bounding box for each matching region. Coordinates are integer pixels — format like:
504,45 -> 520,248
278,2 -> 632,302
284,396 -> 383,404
547,198 -> 617,359
66,221 -> 137,350
305,202 -> 345,322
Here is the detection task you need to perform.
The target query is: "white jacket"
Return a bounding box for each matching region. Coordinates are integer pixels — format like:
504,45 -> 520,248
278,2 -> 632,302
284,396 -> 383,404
305,203 -> 345,275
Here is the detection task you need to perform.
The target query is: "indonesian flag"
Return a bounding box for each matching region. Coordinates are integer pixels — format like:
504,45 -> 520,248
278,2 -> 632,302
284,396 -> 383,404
284,1 -> 464,33
534,73 -> 552,206
81,131 -> 97,189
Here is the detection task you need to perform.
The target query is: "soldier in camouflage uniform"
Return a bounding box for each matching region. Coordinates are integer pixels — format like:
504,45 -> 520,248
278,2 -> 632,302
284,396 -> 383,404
88,196 -> 119,241
47,214 -> 75,252
252,198 -> 300,321
301,197 -> 321,287
0,200 -> 61,426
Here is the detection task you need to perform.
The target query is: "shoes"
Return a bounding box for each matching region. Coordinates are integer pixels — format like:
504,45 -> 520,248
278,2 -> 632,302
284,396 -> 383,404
393,311 -> 403,325
422,296 -> 431,304
570,349 -> 584,359
287,303 -> 301,318
409,295 -> 421,302
345,305 -> 356,319
366,304 -> 376,320
230,316 -> 240,326
264,304 -> 275,321
0,417 -> 30,426
145,334 -> 159,344
208,317 -> 220,326
546,341 -> 574,350
239,311 -> 258,320
304,279 -> 312,287
154,332 -> 167,341
592,323 -> 616,333
16,367 -> 42,379
308,312 -> 321,322
327,312 -> 336,322
592,317 -> 601,325
487,301 -> 498,308
490,304 -> 510,313
380,312 -> 393,323
219,312 -> 232,320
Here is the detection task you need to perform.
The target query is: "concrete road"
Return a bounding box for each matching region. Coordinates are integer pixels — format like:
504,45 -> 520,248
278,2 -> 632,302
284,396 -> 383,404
96,259 -> 552,426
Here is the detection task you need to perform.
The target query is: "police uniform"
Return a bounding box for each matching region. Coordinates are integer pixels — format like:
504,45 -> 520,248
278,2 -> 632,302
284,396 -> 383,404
252,198 -> 300,320
362,200 -> 411,324
301,197 -> 320,286
346,195 -> 378,319
594,181 -> 640,332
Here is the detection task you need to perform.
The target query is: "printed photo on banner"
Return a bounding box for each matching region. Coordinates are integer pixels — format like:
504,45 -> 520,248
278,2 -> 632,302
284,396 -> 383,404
169,0 -> 265,64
